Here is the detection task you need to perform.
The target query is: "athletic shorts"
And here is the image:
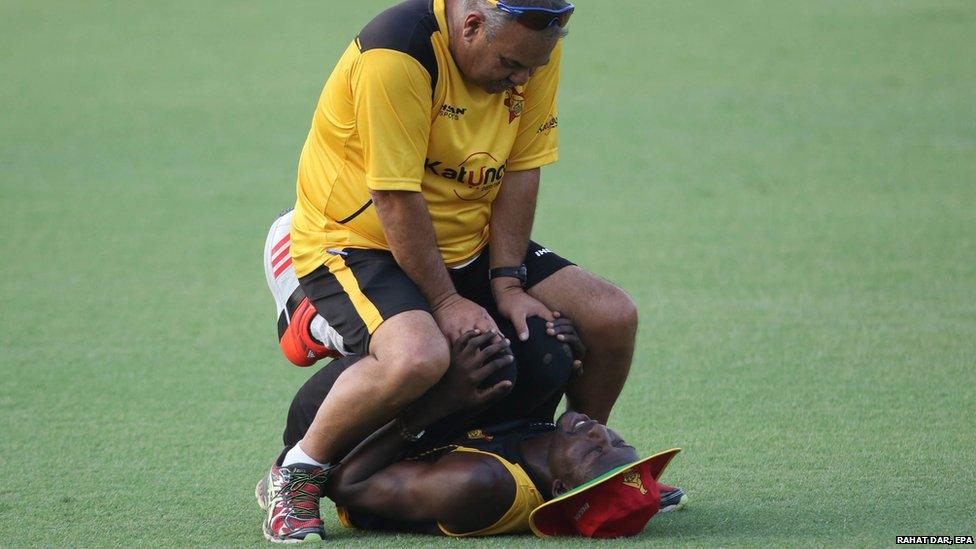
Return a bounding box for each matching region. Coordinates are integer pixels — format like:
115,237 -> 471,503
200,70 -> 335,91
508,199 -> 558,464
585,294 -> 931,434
298,241 -> 574,356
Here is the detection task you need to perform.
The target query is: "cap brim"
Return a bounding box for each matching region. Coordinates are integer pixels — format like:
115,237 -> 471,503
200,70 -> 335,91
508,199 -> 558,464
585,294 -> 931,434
529,447 -> 682,538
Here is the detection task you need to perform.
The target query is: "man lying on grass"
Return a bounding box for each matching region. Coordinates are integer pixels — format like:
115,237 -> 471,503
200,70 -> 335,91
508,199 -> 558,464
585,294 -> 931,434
257,328 -> 685,539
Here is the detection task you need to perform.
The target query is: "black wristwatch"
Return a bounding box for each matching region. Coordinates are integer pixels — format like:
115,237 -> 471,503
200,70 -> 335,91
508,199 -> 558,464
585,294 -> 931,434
489,265 -> 528,287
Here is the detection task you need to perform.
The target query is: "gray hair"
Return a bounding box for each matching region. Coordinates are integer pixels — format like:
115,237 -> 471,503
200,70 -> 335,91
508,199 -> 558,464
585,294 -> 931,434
462,0 -> 570,41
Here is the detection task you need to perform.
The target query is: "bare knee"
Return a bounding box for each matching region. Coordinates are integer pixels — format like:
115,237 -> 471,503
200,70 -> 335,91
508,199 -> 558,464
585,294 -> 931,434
531,267 -> 638,346
370,312 -> 451,401
386,338 -> 450,389
585,286 -> 638,342
614,290 -> 639,333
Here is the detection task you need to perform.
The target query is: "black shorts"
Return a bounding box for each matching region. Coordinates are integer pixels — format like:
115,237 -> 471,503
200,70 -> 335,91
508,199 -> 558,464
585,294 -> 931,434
298,241 -> 574,356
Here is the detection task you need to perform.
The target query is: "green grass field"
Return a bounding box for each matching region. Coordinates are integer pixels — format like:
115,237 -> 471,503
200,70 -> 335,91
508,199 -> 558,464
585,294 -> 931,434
2,1 -> 974,546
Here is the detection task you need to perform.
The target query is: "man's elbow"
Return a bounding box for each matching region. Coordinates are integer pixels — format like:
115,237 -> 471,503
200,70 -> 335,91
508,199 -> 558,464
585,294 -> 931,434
370,189 -> 423,217
505,168 -> 540,184
369,188 -> 419,203
324,469 -> 357,506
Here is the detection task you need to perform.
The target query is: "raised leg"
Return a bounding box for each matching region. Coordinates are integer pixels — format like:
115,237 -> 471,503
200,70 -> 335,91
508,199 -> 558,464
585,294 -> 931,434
298,310 -> 449,462
528,266 -> 638,424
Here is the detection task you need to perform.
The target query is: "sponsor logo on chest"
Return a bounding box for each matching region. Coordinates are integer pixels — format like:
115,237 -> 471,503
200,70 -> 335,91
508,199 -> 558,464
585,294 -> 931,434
425,151 -> 507,201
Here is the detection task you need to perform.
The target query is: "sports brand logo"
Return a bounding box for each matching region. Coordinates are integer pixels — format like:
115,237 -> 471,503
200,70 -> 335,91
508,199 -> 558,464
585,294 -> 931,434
537,114 -> 558,135
504,88 -> 524,124
270,233 -> 292,278
439,104 -> 467,120
620,469 -> 647,494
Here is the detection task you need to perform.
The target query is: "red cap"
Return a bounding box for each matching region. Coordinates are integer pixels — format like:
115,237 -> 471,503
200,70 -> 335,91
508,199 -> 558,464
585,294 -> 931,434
528,448 -> 681,538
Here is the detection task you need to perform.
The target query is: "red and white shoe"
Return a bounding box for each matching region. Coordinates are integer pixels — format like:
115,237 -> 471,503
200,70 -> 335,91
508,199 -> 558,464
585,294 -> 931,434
259,462 -> 331,543
264,209 -> 346,366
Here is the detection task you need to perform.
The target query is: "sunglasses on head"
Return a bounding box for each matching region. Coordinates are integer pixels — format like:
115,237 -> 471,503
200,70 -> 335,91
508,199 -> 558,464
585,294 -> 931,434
485,0 -> 575,31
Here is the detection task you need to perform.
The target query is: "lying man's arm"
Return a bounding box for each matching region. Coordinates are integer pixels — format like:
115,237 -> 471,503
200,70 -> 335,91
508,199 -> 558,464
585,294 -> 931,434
328,430 -> 515,533
325,331 -> 515,533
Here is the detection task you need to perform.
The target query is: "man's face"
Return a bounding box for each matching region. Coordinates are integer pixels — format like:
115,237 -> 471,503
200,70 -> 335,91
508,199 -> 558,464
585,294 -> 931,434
547,411 -> 640,493
457,15 -> 557,94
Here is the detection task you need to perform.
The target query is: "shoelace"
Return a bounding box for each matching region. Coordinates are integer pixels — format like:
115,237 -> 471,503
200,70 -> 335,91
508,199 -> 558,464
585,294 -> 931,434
279,469 -> 329,520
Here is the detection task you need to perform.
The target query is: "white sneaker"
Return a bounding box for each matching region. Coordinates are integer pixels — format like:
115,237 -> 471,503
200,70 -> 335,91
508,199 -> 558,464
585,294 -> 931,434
264,209 -> 303,337
264,209 -> 348,365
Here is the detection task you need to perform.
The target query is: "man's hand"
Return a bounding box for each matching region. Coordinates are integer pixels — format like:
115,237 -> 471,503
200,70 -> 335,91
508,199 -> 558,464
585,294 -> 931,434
492,282 -> 556,341
423,330 -> 514,415
431,293 -> 499,342
547,314 -> 586,373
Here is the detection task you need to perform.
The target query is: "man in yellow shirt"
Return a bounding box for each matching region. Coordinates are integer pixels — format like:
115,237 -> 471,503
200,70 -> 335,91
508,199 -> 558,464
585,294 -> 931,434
262,1 -> 642,542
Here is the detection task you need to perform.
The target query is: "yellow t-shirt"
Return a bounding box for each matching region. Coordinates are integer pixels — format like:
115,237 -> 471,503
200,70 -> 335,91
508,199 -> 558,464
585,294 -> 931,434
334,445 -> 545,537
290,0 -> 561,276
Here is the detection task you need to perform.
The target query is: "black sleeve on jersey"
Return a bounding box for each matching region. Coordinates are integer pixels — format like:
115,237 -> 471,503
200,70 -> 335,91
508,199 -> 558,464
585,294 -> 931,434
357,0 -> 440,90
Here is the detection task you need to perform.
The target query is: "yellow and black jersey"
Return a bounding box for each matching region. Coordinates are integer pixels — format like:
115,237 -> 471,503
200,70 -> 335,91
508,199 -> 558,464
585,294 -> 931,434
290,0 -> 562,277
336,421 -> 554,536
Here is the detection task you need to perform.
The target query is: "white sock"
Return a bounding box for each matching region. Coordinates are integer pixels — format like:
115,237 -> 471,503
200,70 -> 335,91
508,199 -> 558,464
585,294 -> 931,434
281,441 -> 329,468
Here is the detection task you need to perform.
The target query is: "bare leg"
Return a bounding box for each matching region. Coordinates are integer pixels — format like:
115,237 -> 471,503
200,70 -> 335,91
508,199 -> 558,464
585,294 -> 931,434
299,310 -> 449,463
528,266 -> 638,424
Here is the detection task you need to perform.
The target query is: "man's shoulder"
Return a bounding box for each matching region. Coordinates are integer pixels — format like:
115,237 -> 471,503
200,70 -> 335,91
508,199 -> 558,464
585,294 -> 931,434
357,0 -> 439,85
440,449 -> 518,501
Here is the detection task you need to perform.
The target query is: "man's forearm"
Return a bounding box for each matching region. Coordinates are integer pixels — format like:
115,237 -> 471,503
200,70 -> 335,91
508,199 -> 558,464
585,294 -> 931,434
371,190 -> 457,308
489,169 -> 539,270
326,396 -> 451,498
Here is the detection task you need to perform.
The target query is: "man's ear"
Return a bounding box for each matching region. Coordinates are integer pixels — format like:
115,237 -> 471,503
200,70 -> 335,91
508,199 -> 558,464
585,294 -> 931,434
551,479 -> 568,498
461,12 -> 484,41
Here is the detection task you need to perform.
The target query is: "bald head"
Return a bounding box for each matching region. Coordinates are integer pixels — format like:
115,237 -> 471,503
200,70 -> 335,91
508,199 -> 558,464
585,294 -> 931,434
462,0 -> 570,41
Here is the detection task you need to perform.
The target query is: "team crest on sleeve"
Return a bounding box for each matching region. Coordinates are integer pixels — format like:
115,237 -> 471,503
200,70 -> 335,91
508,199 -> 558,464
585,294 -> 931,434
504,88 -> 525,124
620,469 -> 647,494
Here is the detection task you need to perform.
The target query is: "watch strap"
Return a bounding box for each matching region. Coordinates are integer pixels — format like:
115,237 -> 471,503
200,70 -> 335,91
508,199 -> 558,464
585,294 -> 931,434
489,265 -> 527,286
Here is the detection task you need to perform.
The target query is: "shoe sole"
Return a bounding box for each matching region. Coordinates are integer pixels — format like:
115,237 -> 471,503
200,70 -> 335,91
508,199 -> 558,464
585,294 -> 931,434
264,209 -> 348,358
262,523 -> 324,544
264,209 -> 300,322
255,476 -> 269,512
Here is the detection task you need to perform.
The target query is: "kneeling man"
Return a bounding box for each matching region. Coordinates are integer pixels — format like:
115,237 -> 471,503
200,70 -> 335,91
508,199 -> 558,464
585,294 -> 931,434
266,1 -> 642,541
